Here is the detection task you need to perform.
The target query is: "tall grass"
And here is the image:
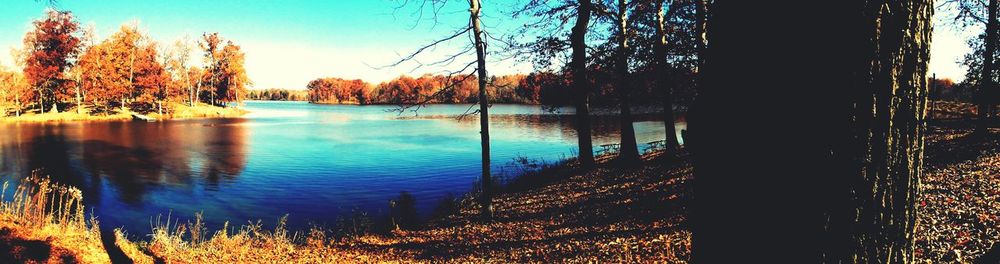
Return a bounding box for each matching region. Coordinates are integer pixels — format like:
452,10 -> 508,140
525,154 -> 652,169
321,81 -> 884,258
0,173 -> 108,263
113,213 -> 401,263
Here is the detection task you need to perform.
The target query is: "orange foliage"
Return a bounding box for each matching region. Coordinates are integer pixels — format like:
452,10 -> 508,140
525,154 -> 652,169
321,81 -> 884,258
22,10 -> 81,109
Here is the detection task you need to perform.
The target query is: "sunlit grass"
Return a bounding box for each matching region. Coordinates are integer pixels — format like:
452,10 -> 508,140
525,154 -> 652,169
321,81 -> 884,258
114,214 -> 404,263
0,102 -> 246,123
0,173 -> 109,263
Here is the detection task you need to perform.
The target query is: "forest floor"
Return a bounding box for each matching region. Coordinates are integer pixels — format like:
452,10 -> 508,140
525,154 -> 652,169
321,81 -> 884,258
0,102 -> 246,123
342,150 -> 693,263
915,100 -> 1000,263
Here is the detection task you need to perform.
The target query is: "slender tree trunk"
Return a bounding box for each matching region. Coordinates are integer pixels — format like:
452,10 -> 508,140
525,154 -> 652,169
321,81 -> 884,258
979,0 -> 998,134
616,0 -> 640,163
692,0 -> 931,262
196,79 -> 202,106
470,0 -> 493,220
654,0 -> 680,153
37,89 -> 43,113
572,0 -> 596,168
75,83 -> 82,114
695,0 -> 707,73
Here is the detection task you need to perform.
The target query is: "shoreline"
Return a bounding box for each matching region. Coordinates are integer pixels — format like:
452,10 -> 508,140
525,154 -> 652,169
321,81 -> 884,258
0,103 -> 248,124
0,145 -> 688,262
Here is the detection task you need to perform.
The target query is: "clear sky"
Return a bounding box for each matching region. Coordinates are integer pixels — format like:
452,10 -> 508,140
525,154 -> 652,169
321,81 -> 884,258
0,0 -> 975,89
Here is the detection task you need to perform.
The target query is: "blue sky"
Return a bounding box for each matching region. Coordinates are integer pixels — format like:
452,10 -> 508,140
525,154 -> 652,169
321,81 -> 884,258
0,0 -> 972,89
0,0 -> 534,89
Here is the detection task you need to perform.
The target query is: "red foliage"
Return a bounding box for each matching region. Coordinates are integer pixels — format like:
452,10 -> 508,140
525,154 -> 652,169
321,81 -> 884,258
22,10 -> 81,107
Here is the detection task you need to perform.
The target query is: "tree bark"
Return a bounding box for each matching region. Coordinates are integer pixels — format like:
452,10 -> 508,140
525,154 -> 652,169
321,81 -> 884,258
470,0 -> 493,220
694,0 -> 707,73
572,0 -> 596,168
979,0 -> 998,134
75,82 -> 82,114
654,0 -> 680,153
691,0 -> 931,262
616,0 -> 640,164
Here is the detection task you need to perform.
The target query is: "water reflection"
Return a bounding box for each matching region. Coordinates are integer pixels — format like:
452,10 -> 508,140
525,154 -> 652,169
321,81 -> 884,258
0,120 -> 248,205
0,102 -> 678,234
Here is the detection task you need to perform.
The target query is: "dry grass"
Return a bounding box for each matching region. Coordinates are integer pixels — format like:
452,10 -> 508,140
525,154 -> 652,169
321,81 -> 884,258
113,214 -> 408,263
162,102 -> 248,120
0,102 -> 246,123
0,174 -> 109,263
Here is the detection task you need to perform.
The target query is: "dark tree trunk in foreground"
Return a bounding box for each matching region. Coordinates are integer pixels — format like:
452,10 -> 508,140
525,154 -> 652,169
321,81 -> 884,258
616,0 -> 641,164
691,0 -> 930,262
653,0 -> 679,153
694,0 -> 706,74
572,0 -> 596,168
470,0 -> 493,220
979,0 -> 998,135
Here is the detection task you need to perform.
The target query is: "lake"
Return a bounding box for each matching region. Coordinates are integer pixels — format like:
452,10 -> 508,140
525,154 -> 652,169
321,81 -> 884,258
0,101 -> 683,234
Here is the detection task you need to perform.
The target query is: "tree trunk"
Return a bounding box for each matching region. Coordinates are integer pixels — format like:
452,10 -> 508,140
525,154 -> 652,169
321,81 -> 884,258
695,0 -> 707,73
616,0 -> 640,164
470,0 -> 493,220
654,0 -> 680,153
691,0 -> 931,262
572,0 -> 595,168
979,0 -> 998,134
38,90 -> 43,113
196,79 -> 202,106
187,71 -> 194,107
76,83 -> 82,114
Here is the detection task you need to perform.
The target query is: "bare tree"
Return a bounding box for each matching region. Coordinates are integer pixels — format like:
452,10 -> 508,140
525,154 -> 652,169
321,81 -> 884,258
651,0 -> 682,153
385,0 -> 498,220
510,0 -> 599,168
613,0 -> 641,164
942,0 -> 999,134
572,0 -> 597,168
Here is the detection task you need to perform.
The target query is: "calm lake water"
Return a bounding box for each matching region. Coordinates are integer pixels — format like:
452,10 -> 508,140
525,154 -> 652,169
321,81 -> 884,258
0,101 -> 682,234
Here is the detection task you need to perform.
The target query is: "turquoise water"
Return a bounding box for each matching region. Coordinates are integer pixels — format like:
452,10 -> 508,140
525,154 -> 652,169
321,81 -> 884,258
0,101 -> 681,234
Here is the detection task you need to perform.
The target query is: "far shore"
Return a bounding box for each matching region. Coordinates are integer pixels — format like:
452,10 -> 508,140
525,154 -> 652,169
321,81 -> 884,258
0,102 -> 247,123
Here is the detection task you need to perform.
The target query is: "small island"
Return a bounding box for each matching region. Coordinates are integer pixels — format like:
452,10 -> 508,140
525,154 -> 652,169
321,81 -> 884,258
0,13 -> 249,123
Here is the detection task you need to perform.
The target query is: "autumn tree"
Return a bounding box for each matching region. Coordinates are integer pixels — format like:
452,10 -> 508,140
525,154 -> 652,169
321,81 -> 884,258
213,41 -> 250,106
200,33 -> 223,106
131,42 -> 168,109
165,37 -> 196,107
692,0 -> 931,262
22,9 -> 81,112
387,0 -> 497,219
0,67 -> 32,116
85,23 -> 144,110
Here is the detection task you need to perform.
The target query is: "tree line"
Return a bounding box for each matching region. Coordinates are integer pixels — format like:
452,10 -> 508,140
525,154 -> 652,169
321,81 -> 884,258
0,9 -> 251,117
305,67 -> 687,106
246,88 -> 309,101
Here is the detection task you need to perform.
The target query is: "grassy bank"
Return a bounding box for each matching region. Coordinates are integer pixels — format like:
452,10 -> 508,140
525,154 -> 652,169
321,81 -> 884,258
0,102 -> 247,123
0,176 -> 108,263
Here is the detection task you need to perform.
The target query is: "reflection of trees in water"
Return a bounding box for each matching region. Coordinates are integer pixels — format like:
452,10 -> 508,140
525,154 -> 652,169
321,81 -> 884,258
0,120 -> 249,205
445,113 -> 670,146
198,120 -> 248,185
